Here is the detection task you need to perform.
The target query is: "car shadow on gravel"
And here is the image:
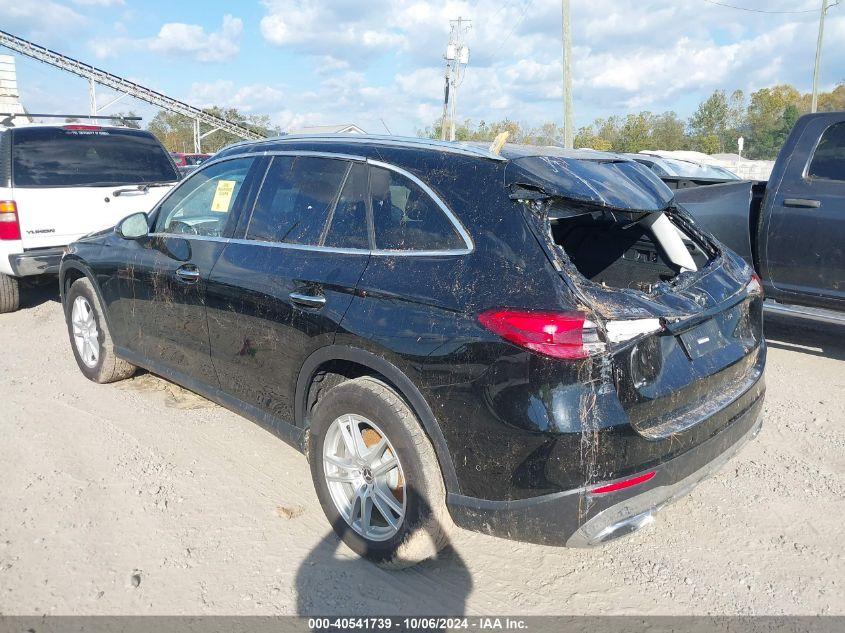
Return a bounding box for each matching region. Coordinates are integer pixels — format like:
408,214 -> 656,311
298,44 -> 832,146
764,314 -> 845,361
295,516 -> 472,618
19,278 -> 61,309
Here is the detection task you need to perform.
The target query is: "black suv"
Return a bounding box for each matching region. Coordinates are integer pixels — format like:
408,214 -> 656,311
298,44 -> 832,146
59,135 -> 765,565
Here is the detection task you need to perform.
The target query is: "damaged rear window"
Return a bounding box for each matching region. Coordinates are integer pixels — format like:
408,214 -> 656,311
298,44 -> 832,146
504,151 -> 718,295
544,205 -> 712,294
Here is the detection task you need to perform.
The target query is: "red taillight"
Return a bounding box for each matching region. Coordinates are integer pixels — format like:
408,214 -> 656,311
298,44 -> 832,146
591,471 -> 656,495
478,309 -> 605,359
64,124 -> 102,131
747,272 -> 764,299
0,201 -> 21,241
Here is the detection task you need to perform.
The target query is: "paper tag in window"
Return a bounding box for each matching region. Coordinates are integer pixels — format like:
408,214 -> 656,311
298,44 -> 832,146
211,180 -> 236,213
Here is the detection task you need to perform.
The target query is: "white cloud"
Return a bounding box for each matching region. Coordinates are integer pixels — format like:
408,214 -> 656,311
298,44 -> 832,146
148,14 -> 243,62
0,0 -> 84,33
260,0 -> 409,58
89,14 -> 243,63
188,81 -> 286,113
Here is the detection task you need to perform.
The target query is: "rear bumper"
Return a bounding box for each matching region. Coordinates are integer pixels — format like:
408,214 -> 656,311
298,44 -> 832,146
447,384 -> 764,546
8,247 -> 65,277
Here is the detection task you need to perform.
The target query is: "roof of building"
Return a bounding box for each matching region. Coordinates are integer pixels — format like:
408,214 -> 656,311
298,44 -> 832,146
288,124 -> 367,135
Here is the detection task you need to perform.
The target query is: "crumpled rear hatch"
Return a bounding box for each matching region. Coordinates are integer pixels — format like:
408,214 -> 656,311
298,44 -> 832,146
505,149 -> 764,438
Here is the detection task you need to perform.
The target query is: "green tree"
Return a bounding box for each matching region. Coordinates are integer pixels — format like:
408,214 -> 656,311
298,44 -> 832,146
147,110 -> 194,152
687,90 -> 745,153
650,112 -> 687,150
688,90 -> 730,152
147,107 -> 279,153
417,81 -> 845,159
745,84 -> 803,159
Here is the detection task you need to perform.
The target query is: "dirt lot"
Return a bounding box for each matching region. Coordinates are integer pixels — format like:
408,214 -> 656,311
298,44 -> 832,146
0,287 -> 843,616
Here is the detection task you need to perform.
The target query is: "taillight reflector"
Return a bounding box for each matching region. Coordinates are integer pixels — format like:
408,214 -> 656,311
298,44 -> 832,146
591,471 -> 656,495
0,201 -> 21,241
478,309 -> 605,359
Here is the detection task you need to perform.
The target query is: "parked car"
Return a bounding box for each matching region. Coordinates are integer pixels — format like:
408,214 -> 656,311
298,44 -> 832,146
170,152 -> 212,167
59,135 -> 765,565
624,153 -> 740,180
0,121 -> 179,312
170,153 -> 213,180
668,112 -> 845,325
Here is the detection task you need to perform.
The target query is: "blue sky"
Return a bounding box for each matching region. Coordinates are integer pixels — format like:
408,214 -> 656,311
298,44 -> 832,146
2,0 -> 844,135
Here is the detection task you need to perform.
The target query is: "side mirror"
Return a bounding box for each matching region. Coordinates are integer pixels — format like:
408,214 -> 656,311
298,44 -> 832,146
116,212 -> 150,239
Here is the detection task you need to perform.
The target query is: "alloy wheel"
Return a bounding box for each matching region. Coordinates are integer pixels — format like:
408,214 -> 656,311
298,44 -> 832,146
322,414 -> 406,541
71,296 -> 100,368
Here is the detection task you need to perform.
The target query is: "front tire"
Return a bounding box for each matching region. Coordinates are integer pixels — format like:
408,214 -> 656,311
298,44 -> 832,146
0,273 -> 20,313
308,376 -> 451,567
64,277 -> 136,383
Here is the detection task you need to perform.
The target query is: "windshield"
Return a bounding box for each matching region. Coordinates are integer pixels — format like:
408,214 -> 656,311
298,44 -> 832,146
12,127 -> 179,187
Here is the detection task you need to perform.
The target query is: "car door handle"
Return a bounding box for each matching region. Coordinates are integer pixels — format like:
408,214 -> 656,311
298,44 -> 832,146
783,198 -> 821,208
175,265 -> 200,283
289,292 -> 326,308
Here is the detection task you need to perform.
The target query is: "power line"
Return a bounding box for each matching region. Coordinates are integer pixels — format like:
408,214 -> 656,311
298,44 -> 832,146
500,0 -> 534,49
700,0 -> 821,14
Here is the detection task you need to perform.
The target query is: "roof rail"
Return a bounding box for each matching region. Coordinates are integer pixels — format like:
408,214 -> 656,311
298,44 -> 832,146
0,112 -> 142,127
224,134 -> 509,162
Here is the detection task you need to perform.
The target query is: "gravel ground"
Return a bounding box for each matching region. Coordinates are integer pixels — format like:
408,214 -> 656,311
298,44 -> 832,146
0,286 -> 842,616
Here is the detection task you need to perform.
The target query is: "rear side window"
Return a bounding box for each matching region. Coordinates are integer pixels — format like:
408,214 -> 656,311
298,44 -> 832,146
11,127 -> 178,187
247,156 -> 347,245
324,162 -> 370,249
808,122 -> 845,181
369,166 -> 464,251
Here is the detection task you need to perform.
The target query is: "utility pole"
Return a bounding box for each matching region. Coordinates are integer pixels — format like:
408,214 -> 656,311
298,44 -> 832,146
811,0 -> 830,113
439,17 -> 471,141
561,0 -> 573,149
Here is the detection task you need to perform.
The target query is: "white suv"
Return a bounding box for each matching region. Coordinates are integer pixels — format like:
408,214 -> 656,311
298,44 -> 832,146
0,121 -> 178,312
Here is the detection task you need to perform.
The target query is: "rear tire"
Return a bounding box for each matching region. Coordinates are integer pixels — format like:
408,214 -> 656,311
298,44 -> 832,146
0,273 -> 20,313
308,376 -> 451,567
64,277 -> 136,383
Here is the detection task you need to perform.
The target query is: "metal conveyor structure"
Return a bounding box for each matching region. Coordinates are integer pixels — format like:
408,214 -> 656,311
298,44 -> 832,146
0,29 -> 267,151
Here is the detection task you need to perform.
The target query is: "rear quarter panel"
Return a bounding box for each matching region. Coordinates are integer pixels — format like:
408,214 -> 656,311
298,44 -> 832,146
335,150 -> 588,499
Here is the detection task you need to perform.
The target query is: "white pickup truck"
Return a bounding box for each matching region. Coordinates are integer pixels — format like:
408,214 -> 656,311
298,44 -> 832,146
0,120 -> 179,312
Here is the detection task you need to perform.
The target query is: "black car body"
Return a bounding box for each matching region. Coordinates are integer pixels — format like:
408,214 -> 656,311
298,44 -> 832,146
59,135 -> 765,555
669,112 -> 845,323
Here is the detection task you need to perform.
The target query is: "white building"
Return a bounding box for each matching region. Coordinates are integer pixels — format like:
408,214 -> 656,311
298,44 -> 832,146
0,55 -> 29,121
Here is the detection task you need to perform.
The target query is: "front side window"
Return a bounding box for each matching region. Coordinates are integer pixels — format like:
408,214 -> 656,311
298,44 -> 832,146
246,156 -> 348,245
369,166 -> 464,251
808,122 -> 845,181
155,158 -> 253,236
12,127 -> 179,187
